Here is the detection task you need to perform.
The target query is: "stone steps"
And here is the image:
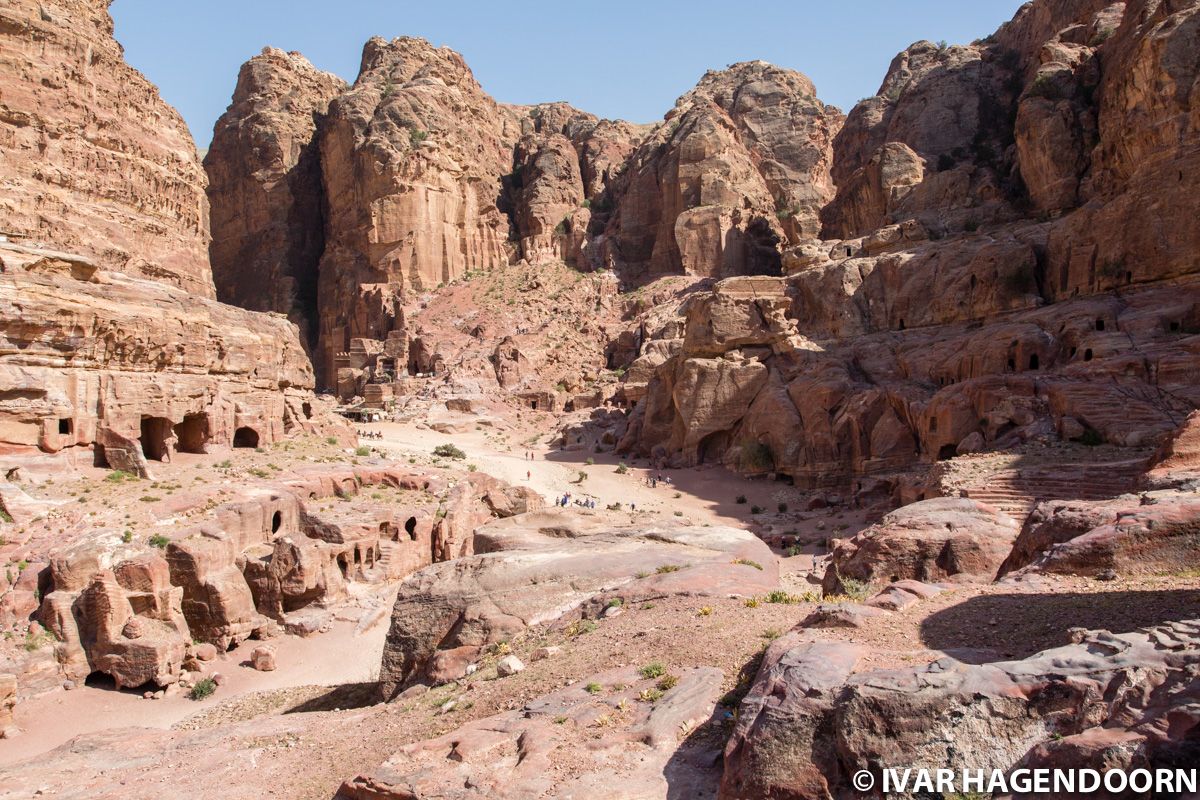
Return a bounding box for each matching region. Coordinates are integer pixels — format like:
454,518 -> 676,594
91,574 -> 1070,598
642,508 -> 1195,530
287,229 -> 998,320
958,457 -> 1148,522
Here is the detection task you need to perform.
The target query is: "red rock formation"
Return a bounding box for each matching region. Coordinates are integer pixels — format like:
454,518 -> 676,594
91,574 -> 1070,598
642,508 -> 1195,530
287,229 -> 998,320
0,0 -> 213,297
205,48 -> 347,350
603,61 -> 842,279
621,0 -> 1200,499
0,241 -> 342,475
315,37 -> 520,381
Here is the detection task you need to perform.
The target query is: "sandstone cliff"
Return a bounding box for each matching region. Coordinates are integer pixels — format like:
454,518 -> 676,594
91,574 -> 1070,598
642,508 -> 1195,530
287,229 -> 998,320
601,61 -> 842,278
315,37 -> 519,381
617,0 -> 1200,494
205,48 -> 347,350
0,0 -> 213,297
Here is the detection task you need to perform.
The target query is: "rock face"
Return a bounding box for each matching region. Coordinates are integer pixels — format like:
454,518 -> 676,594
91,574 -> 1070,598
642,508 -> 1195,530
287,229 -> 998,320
619,0 -> 1200,499
205,48 -> 347,350
0,0 -> 213,297
823,498 -> 1020,593
340,665 -> 724,800
0,242 -> 340,474
602,61 -> 842,279
377,510 -> 777,697
33,464 -> 529,688
315,37 -> 519,382
722,618 -> 1200,799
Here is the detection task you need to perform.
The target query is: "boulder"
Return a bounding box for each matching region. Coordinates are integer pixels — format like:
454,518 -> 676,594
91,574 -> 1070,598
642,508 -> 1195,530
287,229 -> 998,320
251,646 -> 277,672
823,498 -> 1019,594
378,510 -> 778,697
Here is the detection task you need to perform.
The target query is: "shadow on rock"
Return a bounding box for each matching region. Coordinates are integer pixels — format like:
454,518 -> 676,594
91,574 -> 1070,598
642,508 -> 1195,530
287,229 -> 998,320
283,681 -> 381,714
920,588 -> 1200,663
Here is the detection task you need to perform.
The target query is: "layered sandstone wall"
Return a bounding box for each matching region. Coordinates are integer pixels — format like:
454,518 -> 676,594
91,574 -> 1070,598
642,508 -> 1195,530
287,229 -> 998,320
618,0 -> 1200,491
205,48 -> 347,350
0,243 -> 336,474
601,62 -> 842,279
314,37 -> 519,381
0,0 -> 213,297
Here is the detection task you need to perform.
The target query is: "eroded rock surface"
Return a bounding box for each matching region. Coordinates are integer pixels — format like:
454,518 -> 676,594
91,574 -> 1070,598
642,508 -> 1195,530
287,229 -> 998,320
0,0 -> 213,296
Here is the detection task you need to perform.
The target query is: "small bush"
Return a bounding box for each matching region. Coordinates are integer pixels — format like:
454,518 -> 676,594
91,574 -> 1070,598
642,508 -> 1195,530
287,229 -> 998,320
139,495 -> 162,503
777,502 -> 788,513
698,606 -> 713,617
105,470 -> 133,483
432,443 -> 466,460
325,437 -> 338,445
638,662 -> 666,679
744,597 -> 761,608
765,590 -> 798,605
409,127 -> 428,147
1077,428 -> 1104,447
566,619 -> 598,637
750,505 -> 764,515
734,558 -> 763,570
656,674 -> 679,691
785,545 -> 802,557
735,495 -> 747,505
655,564 -> 681,574
585,682 -> 603,694
148,534 -> 170,549
615,462 -> 628,475
585,457 -> 595,466
189,677 -> 216,700
355,446 -> 371,457
762,628 -> 782,640
840,578 -> 872,601
638,687 -> 664,703
605,597 -> 623,608
122,530 -> 133,544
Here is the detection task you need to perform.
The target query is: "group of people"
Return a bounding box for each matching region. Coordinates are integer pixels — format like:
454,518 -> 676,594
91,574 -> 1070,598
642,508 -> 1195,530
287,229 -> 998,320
358,429 -> 383,439
554,493 -> 635,512
646,472 -> 673,489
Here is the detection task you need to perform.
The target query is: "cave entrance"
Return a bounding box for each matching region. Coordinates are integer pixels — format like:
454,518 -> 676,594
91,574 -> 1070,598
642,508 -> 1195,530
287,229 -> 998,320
174,413 -> 210,454
404,516 -> 417,541
937,444 -> 958,461
233,427 -> 260,448
271,511 -> 282,534
698,430 -> 730,465
139,416 -> 173,461
744,217 -> 783,277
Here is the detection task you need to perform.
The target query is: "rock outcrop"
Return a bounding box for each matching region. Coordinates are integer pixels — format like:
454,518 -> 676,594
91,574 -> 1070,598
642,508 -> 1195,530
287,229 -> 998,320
33,464 -> 533,688
0,0 -> 213,297
722,618 -> 1200,799
340,665 -> 724,800
205,47 -> 347,350
315,37 -> 519,381
377,510 -> 777,697
822,498 -> 1020,593
618,0 -> 1200,501
0,241 -> 342,475
602,61 -> 842,279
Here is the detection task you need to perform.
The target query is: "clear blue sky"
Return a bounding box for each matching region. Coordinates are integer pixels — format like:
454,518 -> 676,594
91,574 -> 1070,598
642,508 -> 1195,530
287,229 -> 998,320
111,0 -> 1025,148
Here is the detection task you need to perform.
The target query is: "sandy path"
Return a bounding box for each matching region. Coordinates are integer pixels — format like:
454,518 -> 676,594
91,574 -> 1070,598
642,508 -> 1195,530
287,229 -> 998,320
0,598 -> 392,766
371,420 -> 781,528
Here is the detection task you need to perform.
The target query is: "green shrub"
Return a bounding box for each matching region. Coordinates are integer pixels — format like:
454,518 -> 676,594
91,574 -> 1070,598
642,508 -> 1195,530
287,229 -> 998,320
733,558 -> 763,571
655,564 -> 681,574
189,677 -> 216,700
355,446 -> 371,457
750,505 -> 764,515
840,578 -> 872,601
735,495 -> 747,504
615,462 -> 628,474
740,440 -> 774,472
432,443 -> 466,460
585,682 -> 603,694
585,457 -> 595,466
409,127 -> 428,147
148,534 -> 170,549
638,662 -> 666,679
765,590 -> 798,604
